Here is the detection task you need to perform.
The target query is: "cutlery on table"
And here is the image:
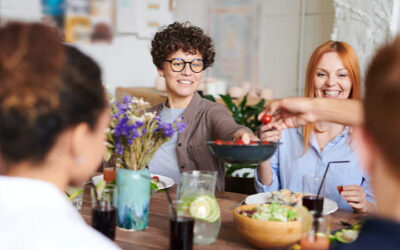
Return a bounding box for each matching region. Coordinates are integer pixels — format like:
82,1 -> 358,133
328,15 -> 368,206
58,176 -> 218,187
230,198 -> 246,210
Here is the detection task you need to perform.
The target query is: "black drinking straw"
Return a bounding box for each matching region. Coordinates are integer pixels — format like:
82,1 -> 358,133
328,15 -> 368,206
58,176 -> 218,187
316,161 -> 350,202
162,180 -> 177,220
141,174 -> 177,219
313,160 -> 350,240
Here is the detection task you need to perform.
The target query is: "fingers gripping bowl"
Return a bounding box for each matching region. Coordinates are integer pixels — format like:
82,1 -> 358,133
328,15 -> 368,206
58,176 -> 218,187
206,141 -> 281,164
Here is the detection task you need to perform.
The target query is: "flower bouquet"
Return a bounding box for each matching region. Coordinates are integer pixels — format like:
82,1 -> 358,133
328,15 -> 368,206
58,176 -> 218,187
105,95 -> 186,169
105,95 -> 186,230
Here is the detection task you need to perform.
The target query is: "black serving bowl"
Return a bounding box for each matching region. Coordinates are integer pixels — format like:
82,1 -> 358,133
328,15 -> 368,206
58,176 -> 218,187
206,141 -> 281,164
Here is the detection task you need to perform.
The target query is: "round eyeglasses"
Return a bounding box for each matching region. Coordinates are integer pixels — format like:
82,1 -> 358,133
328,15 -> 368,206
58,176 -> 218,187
164,58 -> 205,73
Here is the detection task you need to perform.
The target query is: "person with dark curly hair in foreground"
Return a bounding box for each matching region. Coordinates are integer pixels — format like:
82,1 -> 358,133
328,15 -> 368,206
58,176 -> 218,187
0,22 -> 119,250
148,22 -> 258,190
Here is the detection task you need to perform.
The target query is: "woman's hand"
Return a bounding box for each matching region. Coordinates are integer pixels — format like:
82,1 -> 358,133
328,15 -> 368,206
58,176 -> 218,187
259,125 -> 282,142
340,185 -> 375,213
258,97 -> 316,131
233,129 -> 259,144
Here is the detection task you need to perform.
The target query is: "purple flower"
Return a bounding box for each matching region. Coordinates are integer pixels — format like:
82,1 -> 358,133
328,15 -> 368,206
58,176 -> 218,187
135,121 -> 144,127
175,122 -> 187,133
122,95 -> 132,103
107,95 -> 187,162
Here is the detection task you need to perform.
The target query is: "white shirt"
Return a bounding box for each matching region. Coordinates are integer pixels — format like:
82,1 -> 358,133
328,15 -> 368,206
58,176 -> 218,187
254,127 -> 374,210
0,176 -> 120,250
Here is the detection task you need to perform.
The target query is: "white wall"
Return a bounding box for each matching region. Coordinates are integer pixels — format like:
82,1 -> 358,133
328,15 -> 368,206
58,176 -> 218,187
73,37 -> 157,92
174,0 -> 334,98
10,1 -> 400,98
0,0 -> 158,95
332,0 -> 398,82
0,0 -> 41,21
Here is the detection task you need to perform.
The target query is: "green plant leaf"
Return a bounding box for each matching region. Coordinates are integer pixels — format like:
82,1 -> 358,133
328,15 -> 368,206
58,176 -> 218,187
150,181 -> 158,192
238,95 -> 247,112
201,94 -> 216,102
225,164 -> 257,176
219,94 -> 237,113
254,99 -> 266,109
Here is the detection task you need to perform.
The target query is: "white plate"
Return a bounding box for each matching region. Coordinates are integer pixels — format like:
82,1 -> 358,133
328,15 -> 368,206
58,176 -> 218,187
151,174 -> 174,190
245,192 -> 338,215
91,174 -> 174,190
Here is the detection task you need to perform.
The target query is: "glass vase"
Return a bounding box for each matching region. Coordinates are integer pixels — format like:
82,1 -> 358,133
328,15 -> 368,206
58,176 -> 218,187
116,167 -> 150,231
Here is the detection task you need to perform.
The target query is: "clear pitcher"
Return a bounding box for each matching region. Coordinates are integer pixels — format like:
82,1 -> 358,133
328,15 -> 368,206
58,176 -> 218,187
177,171 -> 221,245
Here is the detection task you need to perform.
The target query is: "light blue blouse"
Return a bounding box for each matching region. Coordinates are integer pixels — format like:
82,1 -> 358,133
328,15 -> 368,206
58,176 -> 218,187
254,127 -> 374,210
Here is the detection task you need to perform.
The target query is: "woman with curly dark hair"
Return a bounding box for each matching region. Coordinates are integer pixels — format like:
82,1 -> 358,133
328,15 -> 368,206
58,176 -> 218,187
148,22 -> 258,190
0,22 -> 119,250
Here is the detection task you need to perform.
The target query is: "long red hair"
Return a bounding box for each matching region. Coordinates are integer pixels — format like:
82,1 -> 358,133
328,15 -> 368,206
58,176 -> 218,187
302,41 -> 361,153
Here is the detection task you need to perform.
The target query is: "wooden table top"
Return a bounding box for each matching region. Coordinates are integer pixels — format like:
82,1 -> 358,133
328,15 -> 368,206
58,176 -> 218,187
80,185 -> 369,249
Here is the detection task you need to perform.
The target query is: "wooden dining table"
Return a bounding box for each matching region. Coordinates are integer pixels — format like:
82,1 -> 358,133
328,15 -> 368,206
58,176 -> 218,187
79,185 -> 369,249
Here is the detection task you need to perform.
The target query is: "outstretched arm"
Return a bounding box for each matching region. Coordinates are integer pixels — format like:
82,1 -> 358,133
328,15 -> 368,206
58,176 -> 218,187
258,97 -> 363,130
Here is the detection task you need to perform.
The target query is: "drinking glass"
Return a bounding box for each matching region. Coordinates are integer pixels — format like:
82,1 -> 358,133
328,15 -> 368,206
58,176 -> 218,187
302,175 -> 325,213
169,200 -> 194,250
300,213 -> 331,250
91,187 -> 117,240
103,160 -> 116,183
71,193 -> 83,210
177,171 -> 221,245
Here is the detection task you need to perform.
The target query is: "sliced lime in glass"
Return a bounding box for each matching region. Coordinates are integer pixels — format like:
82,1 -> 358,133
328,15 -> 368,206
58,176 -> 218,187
67,188 -> 83,201
189,195 -> 220,222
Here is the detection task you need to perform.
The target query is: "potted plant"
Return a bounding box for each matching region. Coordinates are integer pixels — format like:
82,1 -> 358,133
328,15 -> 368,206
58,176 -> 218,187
203,94 -> 265,194
105,95 -> 186,230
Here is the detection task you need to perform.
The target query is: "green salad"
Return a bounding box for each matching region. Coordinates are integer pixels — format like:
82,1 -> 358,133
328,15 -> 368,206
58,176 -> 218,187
243,202 -> 297,222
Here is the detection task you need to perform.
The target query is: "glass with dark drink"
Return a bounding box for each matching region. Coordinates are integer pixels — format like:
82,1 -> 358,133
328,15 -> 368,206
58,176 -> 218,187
302,195 -> 324,212
302,175 -> 325,214
91,187 -> 116,240
169,200 -> 194,250
170,216 -> 194,250
92,203 -> 116,240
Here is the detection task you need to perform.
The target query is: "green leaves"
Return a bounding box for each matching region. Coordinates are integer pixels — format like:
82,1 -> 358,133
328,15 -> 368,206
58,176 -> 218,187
225,163 -> 257,177
201,94 -> 216,102
219,94 -> 265,133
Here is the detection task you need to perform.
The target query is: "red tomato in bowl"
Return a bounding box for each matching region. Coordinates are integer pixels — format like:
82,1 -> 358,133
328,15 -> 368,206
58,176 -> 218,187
214,139 -> 224,145
261,114 -> 272,124
261,141 -> 270,145
250,141 -> 259,145
235,139 -> 245,145
152,176 -> 160,182
226,141 -> 234,145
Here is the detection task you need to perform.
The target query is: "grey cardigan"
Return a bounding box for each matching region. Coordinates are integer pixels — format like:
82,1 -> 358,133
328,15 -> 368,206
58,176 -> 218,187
149,92 -> 251,190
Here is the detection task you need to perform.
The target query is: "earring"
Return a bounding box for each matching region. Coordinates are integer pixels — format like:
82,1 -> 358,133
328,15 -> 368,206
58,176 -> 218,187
76,157 -> 84,165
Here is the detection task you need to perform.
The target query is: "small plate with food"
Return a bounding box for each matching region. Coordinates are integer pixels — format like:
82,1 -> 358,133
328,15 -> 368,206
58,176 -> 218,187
245,189 -> 338,215
151,174 -> 174,190
92,173 -> 174,190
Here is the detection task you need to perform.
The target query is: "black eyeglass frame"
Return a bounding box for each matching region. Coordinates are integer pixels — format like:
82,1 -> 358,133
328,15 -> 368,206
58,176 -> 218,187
164,58 -> 205,73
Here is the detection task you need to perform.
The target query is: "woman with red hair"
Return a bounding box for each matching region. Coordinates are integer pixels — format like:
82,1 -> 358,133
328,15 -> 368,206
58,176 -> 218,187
255,41 -> 375,212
